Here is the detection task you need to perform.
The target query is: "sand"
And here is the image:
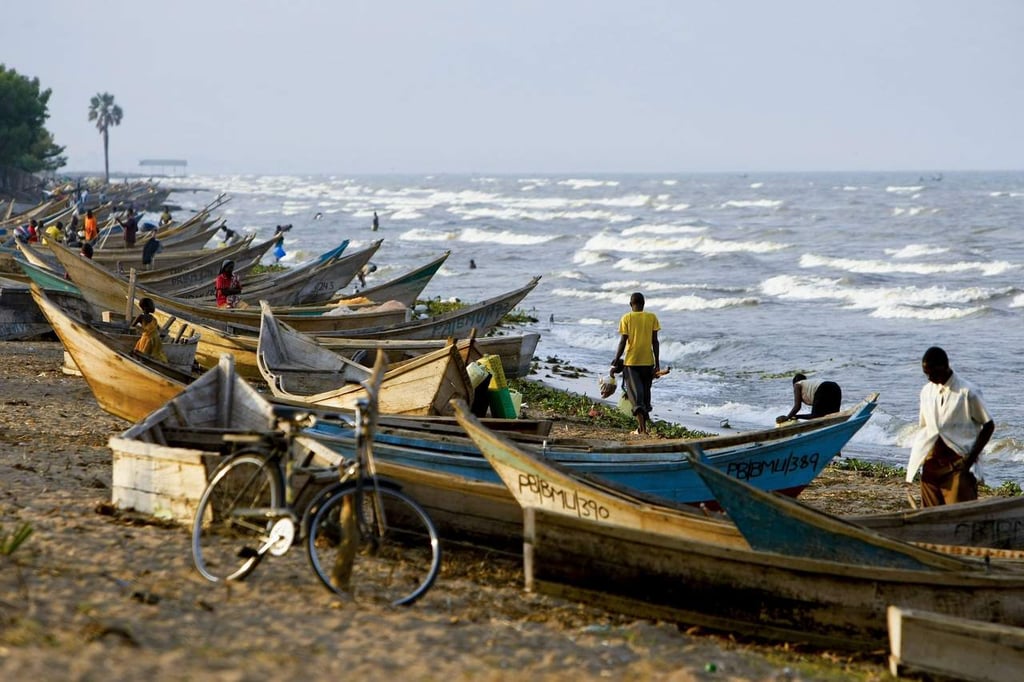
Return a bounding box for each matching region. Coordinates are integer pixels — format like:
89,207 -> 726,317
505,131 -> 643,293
1,340 -> 901,681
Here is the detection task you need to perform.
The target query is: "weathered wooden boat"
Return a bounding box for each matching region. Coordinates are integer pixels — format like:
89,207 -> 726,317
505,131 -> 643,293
203,239 -> 380,307
852,495 -> 1024,551
48,239 -> 411,332
257,301 -> 474,415
309,331 -> 540,379
30,284 -> 193,421
0,277 -> 93,340
451,401 -> 1024,650
294,395 -> 878,548
94,215 -> 223,253
168,239 -> 349,299
153,274 -> 538,348
316,275 -> 542,340
330,250 -> 449,307
887,606 -> 1024,682
107,354 -> 280,519
687,446 -> 983,569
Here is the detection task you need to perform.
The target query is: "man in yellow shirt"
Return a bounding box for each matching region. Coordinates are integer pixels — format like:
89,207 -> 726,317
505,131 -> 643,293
611,292 -> 661,435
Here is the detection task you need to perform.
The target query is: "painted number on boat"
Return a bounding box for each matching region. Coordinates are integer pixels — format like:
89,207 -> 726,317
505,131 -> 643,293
516,473 -> 610,520
726,452 -> 821,481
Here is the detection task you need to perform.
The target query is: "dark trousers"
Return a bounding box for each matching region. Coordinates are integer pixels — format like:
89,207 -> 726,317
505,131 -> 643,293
810,381 -> 842,417
921,438 -> 978,507
623,365 -> 654,416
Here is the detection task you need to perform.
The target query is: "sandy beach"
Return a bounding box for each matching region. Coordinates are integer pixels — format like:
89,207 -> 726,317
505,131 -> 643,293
1,340 -> 917,681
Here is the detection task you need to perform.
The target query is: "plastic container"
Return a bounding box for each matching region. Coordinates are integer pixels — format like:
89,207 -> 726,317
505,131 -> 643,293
467,361 -> 489,388
489,387 -> 517,418
480,354 -> 507,389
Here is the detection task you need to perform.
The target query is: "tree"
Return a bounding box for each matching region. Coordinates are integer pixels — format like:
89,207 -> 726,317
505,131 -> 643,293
88,92 -> 123,183
0,64 -> 66,174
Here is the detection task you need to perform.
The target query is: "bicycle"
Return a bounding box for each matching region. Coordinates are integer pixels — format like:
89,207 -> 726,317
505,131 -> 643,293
190,395 -> 442,606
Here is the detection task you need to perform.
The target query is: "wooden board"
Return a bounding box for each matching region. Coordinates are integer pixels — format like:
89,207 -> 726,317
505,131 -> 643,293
888,605 -> 1024,681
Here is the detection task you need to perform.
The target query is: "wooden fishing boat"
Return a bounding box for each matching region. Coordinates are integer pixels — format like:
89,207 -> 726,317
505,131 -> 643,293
451,401 -> 1024,650
153,270 -> 536,342
256,301 -> 474,415
30,284 -> 193,421
168,240 -> 350,299
48,239 -> 410,332
95,215 -> 223,253
310,331 -> 539,379
316,275 -> 542,340
687,446 -> 982,568
330,250 -> 450,307
887,606 -> 1024,682
230,239 -> 383,306
0,277 -> 92,340
293,395 -> 878,548
852,495 -> 1024,551
107,354 -> 280,519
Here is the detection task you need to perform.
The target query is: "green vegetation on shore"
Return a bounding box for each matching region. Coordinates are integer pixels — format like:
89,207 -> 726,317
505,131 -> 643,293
509,376 -> 715,439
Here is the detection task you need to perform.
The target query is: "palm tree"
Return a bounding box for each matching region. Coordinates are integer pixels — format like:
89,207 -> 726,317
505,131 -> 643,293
88,92 -> 123,183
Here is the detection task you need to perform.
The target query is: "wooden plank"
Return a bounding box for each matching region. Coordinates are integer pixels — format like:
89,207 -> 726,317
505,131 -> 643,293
888,605 -> 1024,682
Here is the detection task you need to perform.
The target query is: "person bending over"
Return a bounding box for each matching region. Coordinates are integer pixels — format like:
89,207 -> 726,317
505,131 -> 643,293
777,373 -> 842,423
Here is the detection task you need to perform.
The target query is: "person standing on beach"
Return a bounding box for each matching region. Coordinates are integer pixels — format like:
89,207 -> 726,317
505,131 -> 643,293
776,373 -> 842,423
159,206 -> 173,226
117,208 -> 139,247
906,346 -> 994,507
83,209 -> 98,243
611,292 -> 661,435
215,260 -> 243,308
372,211 -> 379,232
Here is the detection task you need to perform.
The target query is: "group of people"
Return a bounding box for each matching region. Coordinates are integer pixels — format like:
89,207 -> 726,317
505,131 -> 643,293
610,292 -> 994,508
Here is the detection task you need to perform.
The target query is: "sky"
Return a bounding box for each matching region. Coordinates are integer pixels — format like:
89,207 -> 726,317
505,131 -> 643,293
3,0 -> 1022,175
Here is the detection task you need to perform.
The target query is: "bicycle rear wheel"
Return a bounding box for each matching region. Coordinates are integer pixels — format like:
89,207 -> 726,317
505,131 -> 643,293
306,484 -> 441,606
192,451 -> 282,582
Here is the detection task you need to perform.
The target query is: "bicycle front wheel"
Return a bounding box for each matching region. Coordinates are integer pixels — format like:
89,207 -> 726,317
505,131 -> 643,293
306,485 -> 441,606
192,452 -> 282,583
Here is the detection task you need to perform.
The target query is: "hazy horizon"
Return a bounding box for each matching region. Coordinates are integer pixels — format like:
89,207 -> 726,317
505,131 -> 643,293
5,1 -> 1022,175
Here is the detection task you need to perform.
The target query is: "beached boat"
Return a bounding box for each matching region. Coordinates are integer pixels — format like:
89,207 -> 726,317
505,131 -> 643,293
0,277 -> 92,340
887,606 -> 1024,682
48,239 -> 412,332
257,301 -> 474,415
30,284 -> 193,421
107,354 -> 280,519
687,445 -> 978,569
310,331 -> 540,379
329,251 -> 450,307
317,275 -> 542,340
451,401 -> 1024,650
852,495 -> 1024,551
296,395 -> 878,548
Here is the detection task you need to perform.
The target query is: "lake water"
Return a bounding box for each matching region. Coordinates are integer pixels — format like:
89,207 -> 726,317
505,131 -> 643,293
151,171 -> 1024,485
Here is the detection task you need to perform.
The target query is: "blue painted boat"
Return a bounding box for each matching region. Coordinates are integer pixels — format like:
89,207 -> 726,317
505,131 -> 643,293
310,393 -> 878,507
687,444 -> 957,570
451,402 -> 1024,651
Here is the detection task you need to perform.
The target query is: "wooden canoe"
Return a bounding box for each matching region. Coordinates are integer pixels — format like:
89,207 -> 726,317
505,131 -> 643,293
887,605 -> 1024,682
257,301 -> 474,415
451,401 -> 1024,650
295,395 -> 876,549
0,277 -> 93,340
48,239 -> 410,332
30,283 -> 192,421
329,250 -> 450,307
107,354 -> 280,519
316,275 -> 542,340
851,495 -> 1024,551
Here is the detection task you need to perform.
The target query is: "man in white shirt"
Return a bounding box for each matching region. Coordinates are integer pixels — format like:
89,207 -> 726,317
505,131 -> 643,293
906,346 -> 994,506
